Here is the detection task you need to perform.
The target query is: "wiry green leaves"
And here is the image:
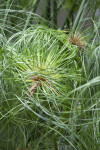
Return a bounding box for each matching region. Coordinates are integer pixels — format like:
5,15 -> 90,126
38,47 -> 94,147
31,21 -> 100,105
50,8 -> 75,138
0,0 -> 100,149
0,25 -> 83,149
4,25 -> 81,97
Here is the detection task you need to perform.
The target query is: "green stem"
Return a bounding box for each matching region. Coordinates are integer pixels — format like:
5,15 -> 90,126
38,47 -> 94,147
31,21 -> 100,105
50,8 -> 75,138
53,137 -> 58,150
24,0 -> 40,30
72,0 -> 87,34
43,0 -> 50,21
3,0 -> 12,31
52,0 -> 57,29
61,0 -> 78,29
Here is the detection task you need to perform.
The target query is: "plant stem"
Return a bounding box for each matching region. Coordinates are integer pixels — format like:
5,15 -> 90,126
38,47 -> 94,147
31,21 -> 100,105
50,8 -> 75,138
43,0 -> 50,21
24,0 -> 40,30
72,0 -> 87,34
52,0 -> 57,29
61,0 -> 78,29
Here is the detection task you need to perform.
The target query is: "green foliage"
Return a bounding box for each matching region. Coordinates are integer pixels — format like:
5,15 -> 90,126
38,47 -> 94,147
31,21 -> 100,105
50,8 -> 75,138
0,0 -> 100,150
63,0 -> 82,11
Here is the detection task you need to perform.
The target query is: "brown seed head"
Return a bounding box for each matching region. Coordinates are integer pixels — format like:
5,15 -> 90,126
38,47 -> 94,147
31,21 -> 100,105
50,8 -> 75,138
68,32 -> 86,49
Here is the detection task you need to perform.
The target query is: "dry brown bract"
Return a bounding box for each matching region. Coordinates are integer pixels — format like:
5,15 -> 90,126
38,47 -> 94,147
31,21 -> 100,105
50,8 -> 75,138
68,32 -> 86,49
28,75 -> 47,96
